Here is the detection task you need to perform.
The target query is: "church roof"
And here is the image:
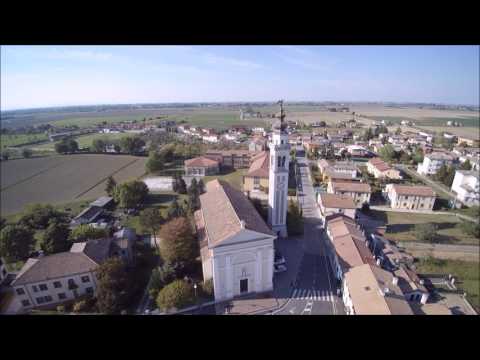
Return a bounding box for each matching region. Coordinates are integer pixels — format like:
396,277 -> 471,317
199,179 -> 276,248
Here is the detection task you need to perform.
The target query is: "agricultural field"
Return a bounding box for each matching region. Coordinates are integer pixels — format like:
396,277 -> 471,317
0,154 -> 147,215
369,210 -> 479,245
0,133 -> 49,149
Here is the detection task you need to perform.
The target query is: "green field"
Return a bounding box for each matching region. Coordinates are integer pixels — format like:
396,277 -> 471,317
414,257 -> 479,311
1,133 -> 49,149
31,132 -> 135,151
369,210 -> 479,245
203,168 -> 248,191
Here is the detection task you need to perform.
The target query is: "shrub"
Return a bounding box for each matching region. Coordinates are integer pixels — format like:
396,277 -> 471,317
156,280 -> 195,311
415,223 -> 437,243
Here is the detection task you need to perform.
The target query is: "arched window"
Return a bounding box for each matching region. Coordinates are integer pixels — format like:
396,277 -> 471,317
278,156 -> 282,168
281,156 -> 286,168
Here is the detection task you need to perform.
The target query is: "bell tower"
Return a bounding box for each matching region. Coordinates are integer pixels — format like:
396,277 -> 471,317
268,100 -> 290,237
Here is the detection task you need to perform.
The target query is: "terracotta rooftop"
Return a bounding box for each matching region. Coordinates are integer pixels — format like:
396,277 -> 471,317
12,239 -> 112,286
246,151 -> 269,178
345,264 -> 414,315
390,184 -> 436,197
331,181 -> 371,193
199,179 -> 275,248
368,157 -> 392,172
319,193 -> 356,209
185,156 -> 219,168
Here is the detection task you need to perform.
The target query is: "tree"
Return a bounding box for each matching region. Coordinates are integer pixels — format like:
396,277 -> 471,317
70,224 -> 108,243
187,178 -> 200,211
55,140 -> 70,154
414,223 -> 437,243
363,127 -> 374,141
145,151 -> 165,173
22,148 -> 33,159
197,179 -> 206,194
177,177 -> 187,194
166,199 -> 185,219
95,257 -> 130,314
399,151 -> 412,164
434,164 -> 455,187
286,200 -> 303,236
201,278 -> 214,298
459,159 -> 472,171
159,217 -> 197,265
0,217 -> 5,230
395,127 -> 402,135
114,180 -> 149,209
105,176 -> 117,197
412,148 -> 424,164
40,219 -> 71,255
139,208 -> 163,250
148,262 -> 179,299
91,139 -> 106,153
0,225 -> 35,262
120,136 -> 145,154
55,138 -> 78,154
19,203 -> 67,230
378,144 -> 396,162
156,279 -> 195,311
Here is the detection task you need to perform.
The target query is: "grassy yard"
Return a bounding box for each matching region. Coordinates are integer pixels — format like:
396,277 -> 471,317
203,168 -> 248,191
369,210 -> 479,245
414,257 -> 479,311
121,191 -> 188,235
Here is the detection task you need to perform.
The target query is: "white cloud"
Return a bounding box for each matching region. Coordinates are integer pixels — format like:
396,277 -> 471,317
202,53 -> 264,69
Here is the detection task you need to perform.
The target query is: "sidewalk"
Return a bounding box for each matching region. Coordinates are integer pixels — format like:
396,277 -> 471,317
215,292 -> 283,315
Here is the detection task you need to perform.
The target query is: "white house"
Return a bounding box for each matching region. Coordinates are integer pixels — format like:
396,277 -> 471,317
417,152 -> 457,175
451,170 -> 480,207
196,179 -> 276,302
202,134 -> 219,143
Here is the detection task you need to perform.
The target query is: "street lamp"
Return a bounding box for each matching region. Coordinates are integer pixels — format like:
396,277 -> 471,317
193,283 -> 197,299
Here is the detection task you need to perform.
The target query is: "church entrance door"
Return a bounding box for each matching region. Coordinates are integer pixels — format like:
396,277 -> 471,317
240,279 -> 248,294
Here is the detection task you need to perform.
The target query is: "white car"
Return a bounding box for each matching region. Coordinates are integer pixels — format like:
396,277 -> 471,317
274,264 -> 287,273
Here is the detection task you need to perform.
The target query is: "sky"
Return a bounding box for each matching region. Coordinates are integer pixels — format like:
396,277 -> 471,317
1,45 -> 479,110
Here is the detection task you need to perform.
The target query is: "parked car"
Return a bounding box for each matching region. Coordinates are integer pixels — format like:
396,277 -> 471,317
274,264 -> 287,274
274,250 -> 286,266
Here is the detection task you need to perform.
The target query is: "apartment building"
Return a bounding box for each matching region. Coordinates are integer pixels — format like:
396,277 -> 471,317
324,214 -> 374,283
384,184 -> 436,211
11,237 -> 134,312
204,150 -> 254,169
451,170 -> 480,207
417,151 -> 457,175
327,181 -> 371,207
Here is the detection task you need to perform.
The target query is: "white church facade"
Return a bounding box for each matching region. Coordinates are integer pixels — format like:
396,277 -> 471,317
196,101 -> 290,302
196,179 -> 277,301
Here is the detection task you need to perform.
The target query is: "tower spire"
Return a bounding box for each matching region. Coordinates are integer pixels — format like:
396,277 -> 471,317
277,100 -> 286,131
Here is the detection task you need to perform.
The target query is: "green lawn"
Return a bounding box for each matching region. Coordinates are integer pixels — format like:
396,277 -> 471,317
203,168 -> 248,191
1,133 -> 49,149
121,191 -> 188,235
369,210 -> 479,245
414,257 -> 479,311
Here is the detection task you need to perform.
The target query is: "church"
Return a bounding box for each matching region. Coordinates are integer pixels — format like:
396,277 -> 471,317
196,101 -> 290,301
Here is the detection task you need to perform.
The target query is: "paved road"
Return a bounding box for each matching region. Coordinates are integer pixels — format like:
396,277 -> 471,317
274,149 -> 345,315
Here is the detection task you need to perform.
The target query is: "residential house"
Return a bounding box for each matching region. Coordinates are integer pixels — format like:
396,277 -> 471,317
184,156 -> 220,177
317,193 -> 357,220
205,150 -> 254,169
342,263 -> 414,315
328,181 -> 371,207
10,237 -> 133,312
384,184 -> 436,211
367,157 -> 402,179
451,170 -> 480,207
196,179 -> 276,302
243,151 -> 269,197
417,152 -> 457,175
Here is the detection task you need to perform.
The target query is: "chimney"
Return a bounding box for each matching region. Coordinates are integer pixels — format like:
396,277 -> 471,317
392,276 -> 399,286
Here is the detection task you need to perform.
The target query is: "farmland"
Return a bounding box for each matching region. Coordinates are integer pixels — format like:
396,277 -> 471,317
0,133 -> 49,149
0,154 -> 147,215
31,132 -> 135,151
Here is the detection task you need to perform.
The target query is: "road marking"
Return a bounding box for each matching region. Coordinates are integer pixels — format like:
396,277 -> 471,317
292,289 -> 299,298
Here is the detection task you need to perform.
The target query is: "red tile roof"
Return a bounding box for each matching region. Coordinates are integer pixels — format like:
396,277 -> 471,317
185,156 -> 219,168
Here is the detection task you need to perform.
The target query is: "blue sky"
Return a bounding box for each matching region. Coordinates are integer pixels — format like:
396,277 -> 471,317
1,45 -> 478,110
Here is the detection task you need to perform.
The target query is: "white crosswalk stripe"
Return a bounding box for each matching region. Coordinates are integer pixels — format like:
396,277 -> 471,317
291,288 -> 335,302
